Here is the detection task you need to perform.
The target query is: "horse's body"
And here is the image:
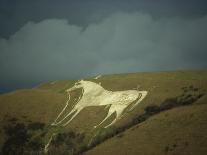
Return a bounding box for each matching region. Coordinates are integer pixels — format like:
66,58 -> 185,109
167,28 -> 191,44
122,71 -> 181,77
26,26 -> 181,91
51,80 -> 147,128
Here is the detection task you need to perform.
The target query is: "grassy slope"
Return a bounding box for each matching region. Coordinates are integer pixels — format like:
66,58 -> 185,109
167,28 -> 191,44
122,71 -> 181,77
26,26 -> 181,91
0,70 -> 206,154
85,103 -> 207,155
83,71 -> 207,155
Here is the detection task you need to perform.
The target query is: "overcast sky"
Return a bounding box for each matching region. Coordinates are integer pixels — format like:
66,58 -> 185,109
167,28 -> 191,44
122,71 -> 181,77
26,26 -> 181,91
0,0 -> 207,92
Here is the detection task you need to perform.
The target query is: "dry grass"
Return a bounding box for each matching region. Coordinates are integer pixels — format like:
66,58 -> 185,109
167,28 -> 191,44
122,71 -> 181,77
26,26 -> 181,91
85,103 -> 207,155
0,70 -> 206,154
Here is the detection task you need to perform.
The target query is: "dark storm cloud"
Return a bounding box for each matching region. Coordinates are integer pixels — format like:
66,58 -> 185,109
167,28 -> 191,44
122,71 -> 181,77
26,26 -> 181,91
0,11 -> 207,92
0,0 -> 207,92
1,0 -> 207,38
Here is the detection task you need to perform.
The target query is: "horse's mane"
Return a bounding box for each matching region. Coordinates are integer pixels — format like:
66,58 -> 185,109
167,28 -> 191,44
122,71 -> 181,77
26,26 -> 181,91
80,80 -> 104,90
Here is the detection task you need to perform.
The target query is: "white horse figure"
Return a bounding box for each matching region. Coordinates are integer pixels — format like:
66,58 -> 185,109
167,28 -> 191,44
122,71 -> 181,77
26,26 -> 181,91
51,80 -> 147,128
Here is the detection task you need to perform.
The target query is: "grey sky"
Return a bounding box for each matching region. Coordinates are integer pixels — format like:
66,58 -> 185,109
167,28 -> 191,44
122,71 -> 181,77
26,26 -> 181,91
0,0 -> 207,92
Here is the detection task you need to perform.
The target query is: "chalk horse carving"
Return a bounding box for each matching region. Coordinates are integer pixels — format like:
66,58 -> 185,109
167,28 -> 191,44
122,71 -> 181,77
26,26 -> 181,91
51,80 -> 148,128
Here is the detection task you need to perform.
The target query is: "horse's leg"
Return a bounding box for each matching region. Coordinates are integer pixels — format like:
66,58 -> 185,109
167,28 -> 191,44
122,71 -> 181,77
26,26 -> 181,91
116,105 -> 127,120
129,92 -> 143,111
63,108 -> 83,126
94,107 -> 114,128
104,104 -> 111,110
53,106 -> 77,125
51,93 -> 71,125
104,118 -> 117,128
104,105 -> 127,128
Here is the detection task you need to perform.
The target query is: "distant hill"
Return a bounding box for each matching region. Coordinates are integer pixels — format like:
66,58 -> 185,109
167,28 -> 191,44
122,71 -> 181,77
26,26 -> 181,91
0,70 -> 206,155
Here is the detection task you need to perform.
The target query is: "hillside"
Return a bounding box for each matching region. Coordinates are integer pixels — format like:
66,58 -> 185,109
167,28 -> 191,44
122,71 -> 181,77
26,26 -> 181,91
0,70 -> 206,155
85,103 -> 207,155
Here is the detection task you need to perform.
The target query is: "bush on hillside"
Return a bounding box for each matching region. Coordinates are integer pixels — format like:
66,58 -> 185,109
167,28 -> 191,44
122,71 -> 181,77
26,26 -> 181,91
27,122 -> 45,130
144,105 -> 161,114
160,98 -> 178,111
49,130 -> 86,155
2,123 -> 31,155
2,121 -> 46,154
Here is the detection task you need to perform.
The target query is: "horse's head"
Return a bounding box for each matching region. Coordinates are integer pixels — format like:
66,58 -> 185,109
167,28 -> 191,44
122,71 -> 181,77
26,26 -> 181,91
66,80 -> 84,92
